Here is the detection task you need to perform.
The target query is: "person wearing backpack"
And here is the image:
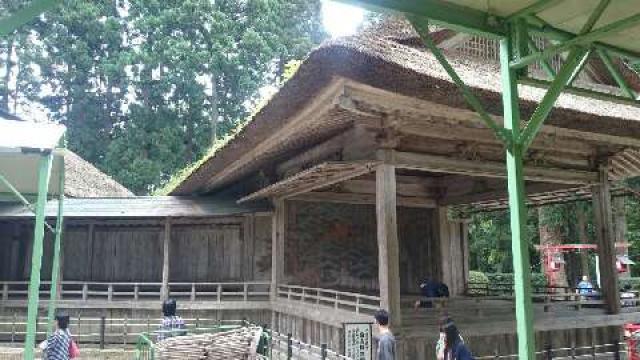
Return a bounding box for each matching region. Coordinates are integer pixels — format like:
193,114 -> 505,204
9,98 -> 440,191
40,312 -> 79,359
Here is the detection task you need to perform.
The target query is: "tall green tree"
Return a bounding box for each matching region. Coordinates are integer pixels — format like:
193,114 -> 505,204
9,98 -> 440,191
7,0 -> 325,194
27,0 -> 129,165
104,0 -> 325,193
468,209 -> 540,274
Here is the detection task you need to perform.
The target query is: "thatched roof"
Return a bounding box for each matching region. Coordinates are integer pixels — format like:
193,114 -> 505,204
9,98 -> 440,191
171,19 -> 640,196
64,150 -> 133,198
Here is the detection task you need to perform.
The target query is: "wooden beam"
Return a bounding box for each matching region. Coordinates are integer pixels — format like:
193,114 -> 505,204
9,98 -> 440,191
376,163 -> 402,329
342,80 -> 640,149
239,162 -> 378,203
276,129 -> 353,177
443,182 -> 570,205
87,223 -> 94,281
394,121 -> 595,157
338,179 -> 437,198
161,218 -> 171,301
271,200 -> 286,301
436,207 -> 453,290
392,151 -> 598,185
290,191 -> 437,208
591,165 -> 621,314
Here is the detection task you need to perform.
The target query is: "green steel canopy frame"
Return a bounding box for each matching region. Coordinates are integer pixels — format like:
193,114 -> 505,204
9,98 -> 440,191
339,1 -> 640,359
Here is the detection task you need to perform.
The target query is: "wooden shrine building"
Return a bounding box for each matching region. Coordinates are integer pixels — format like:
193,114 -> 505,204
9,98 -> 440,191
171,20 -> 640,357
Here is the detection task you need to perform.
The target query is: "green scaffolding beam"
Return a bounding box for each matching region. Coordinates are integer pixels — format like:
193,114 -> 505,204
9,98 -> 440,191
23,153 -> 54,360
47,154 -> 65,335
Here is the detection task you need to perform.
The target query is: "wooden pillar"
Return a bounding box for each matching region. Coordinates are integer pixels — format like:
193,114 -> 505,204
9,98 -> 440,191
436,207 -> 453,290
461,220 -> 470,289
9,240 -> 20,280
376,163 -> 402,329
87,223 -> 95,281
56,225 -> 65,300
591,165 -> 620,314
438,209 -> 470,296
161,218 -> 171,301
271,200 -> 286,300
613,197 -> 629,279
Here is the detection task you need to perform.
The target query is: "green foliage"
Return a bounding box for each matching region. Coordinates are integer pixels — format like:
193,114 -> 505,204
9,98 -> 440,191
3,0 -> 326,194
467,271 -> 489,295
468,209 -> 540,273
485,273 -> 547,288
619,277 -> 640,291
153,119 -> 250,196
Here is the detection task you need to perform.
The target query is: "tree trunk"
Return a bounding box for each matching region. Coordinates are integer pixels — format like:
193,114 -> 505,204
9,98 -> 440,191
576,202 -> 591,278
210,72 -> 218,144
2,37 -> 14,112
538,206 -> 568,290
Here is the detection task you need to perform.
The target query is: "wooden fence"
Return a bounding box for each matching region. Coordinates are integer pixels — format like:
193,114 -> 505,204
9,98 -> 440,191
269,330 -> 351,360
475,342 -> 627,360
0,281 -> 271,302
277,285 -> 380,315
465,281 -> 640,312
0,316 -> 271,346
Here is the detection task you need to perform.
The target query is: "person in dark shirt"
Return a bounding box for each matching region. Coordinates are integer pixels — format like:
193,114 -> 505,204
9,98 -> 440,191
157,299 -> 187,341
374,309 -> 396,360
414,279 -> 449,309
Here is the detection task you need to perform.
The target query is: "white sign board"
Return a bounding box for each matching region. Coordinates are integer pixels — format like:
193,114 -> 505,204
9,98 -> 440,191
344,323 -> 372,360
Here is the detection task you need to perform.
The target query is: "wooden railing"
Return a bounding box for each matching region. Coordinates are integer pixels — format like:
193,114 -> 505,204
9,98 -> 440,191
0,281 -> 271,302
270,330 -> 352,360
0,316 -> 254,345
277,284 -> 380,315
465,281 -> 640,311
167,282 -> 271,302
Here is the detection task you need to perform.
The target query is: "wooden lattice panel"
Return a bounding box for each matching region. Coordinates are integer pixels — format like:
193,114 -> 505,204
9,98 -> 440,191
239,161 -> 379,203
609,149 -> 640,181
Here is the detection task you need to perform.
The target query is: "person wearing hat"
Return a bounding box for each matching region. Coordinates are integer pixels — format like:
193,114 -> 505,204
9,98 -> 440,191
440,316 -> 474,360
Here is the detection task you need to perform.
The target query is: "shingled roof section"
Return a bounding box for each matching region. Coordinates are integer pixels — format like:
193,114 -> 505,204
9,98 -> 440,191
171,18 -> 640,196
64,150 -> 134,198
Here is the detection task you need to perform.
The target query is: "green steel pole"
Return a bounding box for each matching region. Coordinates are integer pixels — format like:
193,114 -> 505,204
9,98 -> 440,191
47,161 -> 65,335
500,35 -> 536,360
24,153 -> 54,360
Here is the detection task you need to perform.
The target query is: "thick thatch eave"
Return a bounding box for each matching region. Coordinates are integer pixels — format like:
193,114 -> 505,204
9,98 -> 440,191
171,20 -> 640,196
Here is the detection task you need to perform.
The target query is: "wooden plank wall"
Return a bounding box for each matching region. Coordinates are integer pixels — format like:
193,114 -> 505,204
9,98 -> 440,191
0,216 -> 272,283
170,224 -> 242,282
0,222 -> 26,281
286,201 -> 438,294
